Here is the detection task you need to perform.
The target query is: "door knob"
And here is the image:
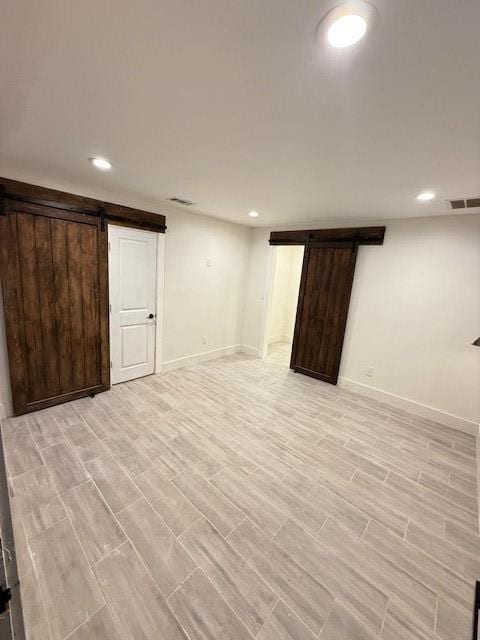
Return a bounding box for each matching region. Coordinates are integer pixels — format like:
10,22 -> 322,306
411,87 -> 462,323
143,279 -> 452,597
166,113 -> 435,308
147,313 -> 155,319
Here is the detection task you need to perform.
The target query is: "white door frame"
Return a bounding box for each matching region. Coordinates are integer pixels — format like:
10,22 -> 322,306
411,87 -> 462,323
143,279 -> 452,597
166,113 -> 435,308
108,225 -> 165,383
258,245 -> 278,360
154,233 -> 165,374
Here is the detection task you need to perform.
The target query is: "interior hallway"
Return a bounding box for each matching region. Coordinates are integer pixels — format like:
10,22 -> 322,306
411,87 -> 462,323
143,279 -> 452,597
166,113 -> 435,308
2,354 -> 478,640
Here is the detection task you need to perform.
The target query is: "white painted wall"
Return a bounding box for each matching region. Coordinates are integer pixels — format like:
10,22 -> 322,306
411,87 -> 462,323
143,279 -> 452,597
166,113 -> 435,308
266,246 -> 303,344
160,207 -> 251,370
243,214 -> 480,431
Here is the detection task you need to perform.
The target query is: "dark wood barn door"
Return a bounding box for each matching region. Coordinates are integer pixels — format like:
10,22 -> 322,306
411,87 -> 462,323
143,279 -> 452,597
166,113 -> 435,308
290,240 -> 358,384
1,200 -> 109,415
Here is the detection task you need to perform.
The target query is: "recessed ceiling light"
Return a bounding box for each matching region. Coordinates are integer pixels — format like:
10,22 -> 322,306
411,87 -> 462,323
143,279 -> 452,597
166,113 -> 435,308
89,157 -> 112,171
248,211 -> 259,218
317,2 -> 378,51
328,14 -> 367,48
416,191 -> 436,201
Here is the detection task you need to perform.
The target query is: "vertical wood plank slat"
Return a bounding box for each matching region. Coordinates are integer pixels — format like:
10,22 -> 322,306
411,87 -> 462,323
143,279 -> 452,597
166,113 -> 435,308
34,215 -> 60,397
67,221 -> 87,390
16,213 -> 46,401
81,225 -> 100,387
51,219 -> 73,393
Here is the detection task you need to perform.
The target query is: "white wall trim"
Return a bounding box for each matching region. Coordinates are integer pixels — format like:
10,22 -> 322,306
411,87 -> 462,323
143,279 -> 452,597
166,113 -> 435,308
154,233 -> 166,374
339,376 -> 479,435
241,344 -> 261,357
161,344 -> 258,373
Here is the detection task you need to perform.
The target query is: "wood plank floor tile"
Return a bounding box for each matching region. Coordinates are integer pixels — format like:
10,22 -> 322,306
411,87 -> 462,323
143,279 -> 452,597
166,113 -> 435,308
364,520 -> 474,610
94,542 -> 188,640
405,521 -> 480,583
117,498 -> 196,597
85,454 -> 140,514
211,468 -> 289,537
274,519 -> 388,633
167,568 -> 253,640
27,413 -> 65,449
2,423 -> 43,477
319,600 -> 379,640
435,597 -> 471,640
62,480 -> 126,564
12,465 -> 65,538
180,518 -> 276,635
61,420 -> 107,462
66,607 -> 120,640
29,518 -> 104,640
381,601 -> 437,640
318,517 -> 437,630
257,600 -> 316,640
42,442 -> 88,493
173,469 -> 244,536
134,467 -> 201,536
228,519 -> 334,634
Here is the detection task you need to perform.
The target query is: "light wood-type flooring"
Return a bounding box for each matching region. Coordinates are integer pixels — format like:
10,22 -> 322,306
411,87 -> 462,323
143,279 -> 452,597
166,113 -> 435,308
1,353 -> 478,640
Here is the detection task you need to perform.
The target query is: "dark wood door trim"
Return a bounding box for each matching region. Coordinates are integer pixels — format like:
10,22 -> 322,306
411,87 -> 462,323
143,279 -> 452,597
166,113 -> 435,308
269,226 -> 385,246
0,177 -> 167,233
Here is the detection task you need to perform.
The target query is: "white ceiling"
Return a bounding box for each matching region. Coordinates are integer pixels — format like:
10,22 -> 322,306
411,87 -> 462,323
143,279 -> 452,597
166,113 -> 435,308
1,0 -> 479,227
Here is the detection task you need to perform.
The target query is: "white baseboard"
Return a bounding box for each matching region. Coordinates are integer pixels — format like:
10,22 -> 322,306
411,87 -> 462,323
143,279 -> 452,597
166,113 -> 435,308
161,344 -> 256,373
241,344 -> 262,357
338,377 -> 479,436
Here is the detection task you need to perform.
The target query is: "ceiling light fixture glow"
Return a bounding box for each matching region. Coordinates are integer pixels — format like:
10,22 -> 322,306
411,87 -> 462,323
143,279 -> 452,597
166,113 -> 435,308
89,157 -> 112,171
327,14 -> 367,48
317,2 -> 378,51
248,211 -> 259,218
416,191 -> 436,201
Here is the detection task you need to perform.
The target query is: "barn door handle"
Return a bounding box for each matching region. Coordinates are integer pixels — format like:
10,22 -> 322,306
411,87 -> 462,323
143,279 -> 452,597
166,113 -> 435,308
147,313 -> 155,319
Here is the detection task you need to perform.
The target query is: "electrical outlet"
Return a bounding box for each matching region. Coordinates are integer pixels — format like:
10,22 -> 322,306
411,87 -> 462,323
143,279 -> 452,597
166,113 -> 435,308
206,258 -> 212,267
201,336 -> 207,345
366,366 -> 375,378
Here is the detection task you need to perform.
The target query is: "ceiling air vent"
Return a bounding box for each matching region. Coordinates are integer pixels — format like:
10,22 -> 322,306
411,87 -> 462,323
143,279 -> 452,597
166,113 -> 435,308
166,196 -> 196,206
447,197 -> 480,210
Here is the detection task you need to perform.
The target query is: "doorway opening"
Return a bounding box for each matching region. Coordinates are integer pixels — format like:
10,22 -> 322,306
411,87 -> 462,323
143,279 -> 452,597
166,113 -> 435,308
264,245 -> 304,367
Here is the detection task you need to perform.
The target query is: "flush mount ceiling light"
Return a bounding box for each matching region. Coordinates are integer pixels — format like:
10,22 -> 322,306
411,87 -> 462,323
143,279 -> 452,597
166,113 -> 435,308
318,1 -> 378,50
328,14 -> 367,47
416,191 -> 436,201
248,211 -> 259,218
89,157 -> 112,171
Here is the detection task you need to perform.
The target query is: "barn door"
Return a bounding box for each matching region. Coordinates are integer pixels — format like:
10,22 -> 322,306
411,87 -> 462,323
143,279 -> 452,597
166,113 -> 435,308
290,240 -> 358,384
0,200 -> 109,415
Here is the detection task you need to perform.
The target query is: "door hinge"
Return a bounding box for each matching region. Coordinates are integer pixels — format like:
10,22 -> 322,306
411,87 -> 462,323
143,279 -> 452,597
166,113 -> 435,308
110,361 -> 113,369
108,241 -> 111,251
109,303 -> 112,313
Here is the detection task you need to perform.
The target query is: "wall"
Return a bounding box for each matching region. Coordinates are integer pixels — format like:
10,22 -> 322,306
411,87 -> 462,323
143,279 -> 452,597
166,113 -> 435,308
0,197 -> 251,417
160,207 -> 251,370
266,246 -> 303,344
243,214 -> 480,432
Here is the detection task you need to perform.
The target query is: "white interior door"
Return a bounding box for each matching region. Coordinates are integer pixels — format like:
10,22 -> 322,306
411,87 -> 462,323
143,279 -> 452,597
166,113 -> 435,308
109,225 -> 157,384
